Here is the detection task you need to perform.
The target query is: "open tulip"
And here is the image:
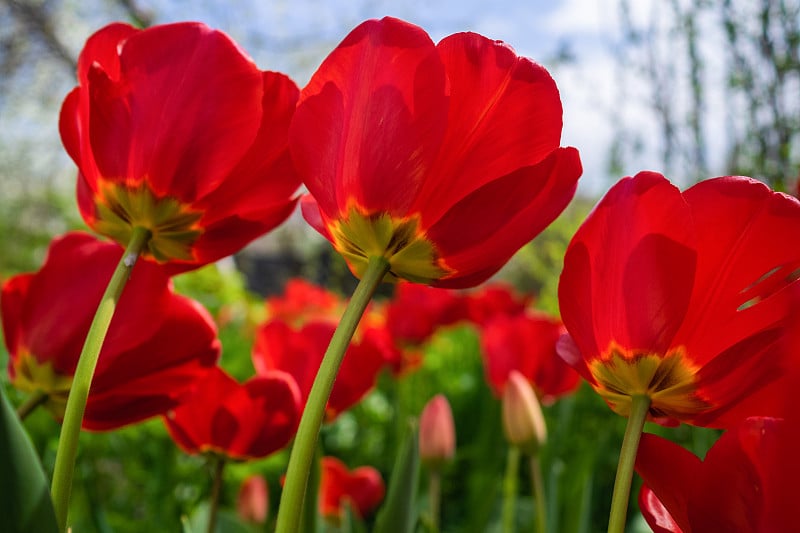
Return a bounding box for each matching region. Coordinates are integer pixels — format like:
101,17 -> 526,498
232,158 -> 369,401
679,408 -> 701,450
385,282 -> 468,345
291,16 -> 581,288
163,366 -> 300,460
60,22 -> 301,272
464,283 -> 532,327
319,456 -> 385,524
558,172 -> 800,428
480,312 -> 580,404
1,232 -> 220,429
252,280 -> 396,420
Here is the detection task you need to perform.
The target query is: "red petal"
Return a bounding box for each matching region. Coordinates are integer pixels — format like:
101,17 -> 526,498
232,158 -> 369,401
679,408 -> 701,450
559,172 -> 695,361
77,23 -> 139,86
1,273 -> 33,359
635,433 -> 699,532
88,22 -> 264,200
290,17 -> 447,217
197,70 -> 300,216
417,32 -> 563,221
638,485 -> 685,533
676,177 -> 800,365
429,147 -> 580,288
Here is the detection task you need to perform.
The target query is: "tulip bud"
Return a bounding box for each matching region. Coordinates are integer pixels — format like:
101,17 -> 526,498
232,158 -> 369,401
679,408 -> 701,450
236,475 -> 269,524
502,370 -> 547,455
419,394 -> 456,470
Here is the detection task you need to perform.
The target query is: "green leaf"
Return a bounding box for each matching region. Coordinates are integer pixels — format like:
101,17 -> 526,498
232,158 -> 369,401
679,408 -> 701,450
373,419 -> 420,533
0,387 -> 58,533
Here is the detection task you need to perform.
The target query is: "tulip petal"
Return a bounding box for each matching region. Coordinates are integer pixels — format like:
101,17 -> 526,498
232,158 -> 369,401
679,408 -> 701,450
677,177 -> 800,363
418,32 -> 563,221
635,433 -> 699,532
559,172 -> 695,362
429,147 -> 580,288
291,17 -> 447,217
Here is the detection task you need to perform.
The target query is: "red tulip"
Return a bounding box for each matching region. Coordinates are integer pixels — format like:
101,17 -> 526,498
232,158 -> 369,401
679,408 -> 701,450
60,22 -> 300,272
558,172 -> 800,427
264,278 -> 341,327
464,283 -> 532,326
291,17 -> 581,288
385,282 -> 468,346
319,456 -> 385,523
252,281 -> 396,420
480,312 -> 580,404
2,232 -> 219,430
636,416 -> 799,532
163,366 -> 300,460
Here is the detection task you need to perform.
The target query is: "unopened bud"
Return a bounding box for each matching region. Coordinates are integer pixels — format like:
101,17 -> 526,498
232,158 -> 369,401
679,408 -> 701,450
237,475 -> 269,524
502,370 -> 547,455
419,394 -> 456,470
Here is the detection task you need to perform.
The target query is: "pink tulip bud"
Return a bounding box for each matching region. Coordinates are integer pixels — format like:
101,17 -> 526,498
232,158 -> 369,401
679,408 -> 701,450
502,370 -> 547,455
237,475 -> 269,524
419,394 -> 456,470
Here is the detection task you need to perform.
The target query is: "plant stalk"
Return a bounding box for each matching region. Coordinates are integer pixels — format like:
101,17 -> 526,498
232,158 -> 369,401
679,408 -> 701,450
50,226 -> 150,532
502,445 -> 521,533
606,394 -> 651,533
275,256 -> 389,533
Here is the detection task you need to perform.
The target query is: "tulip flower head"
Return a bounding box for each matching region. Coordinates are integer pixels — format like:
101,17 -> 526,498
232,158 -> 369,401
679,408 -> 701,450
164,366 -> 301,460
60,22 -> 301,272
480,312 -> 580,404
291,17 -> 582,288
252,280 -> 396,420
319,456 -> 385,524
419,394 -> 456,470
1,232 -> 220,429
558,172 -> 800,427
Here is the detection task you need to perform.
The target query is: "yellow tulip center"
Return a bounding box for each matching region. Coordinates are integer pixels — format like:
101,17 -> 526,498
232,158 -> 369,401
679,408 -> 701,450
93,180 -> 203,262
11,351 -> 73,419
329,206 -> 452,284
588,345 -> 710,419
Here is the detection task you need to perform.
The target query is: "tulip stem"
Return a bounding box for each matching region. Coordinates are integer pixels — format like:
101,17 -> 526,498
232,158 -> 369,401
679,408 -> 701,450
207,456 -> 225,533
50,226 -> 150,532
502,445 -> 520,533
16,390 -> 48,420
428,470 -> 442,533
607,394 -> 651,533
275,256 -> 389,533
529,455 -> 547,533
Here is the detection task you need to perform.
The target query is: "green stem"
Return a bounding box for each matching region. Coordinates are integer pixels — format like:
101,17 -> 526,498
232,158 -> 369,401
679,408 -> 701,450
529,455 -> 547,533
429,470 -> 442,533
50,226 -> 150,532
607,395 -> 651,533
275,256 -> 390,533
16,390 -> 48,420
502,446 -> 520,533
207,456 -> 225,533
